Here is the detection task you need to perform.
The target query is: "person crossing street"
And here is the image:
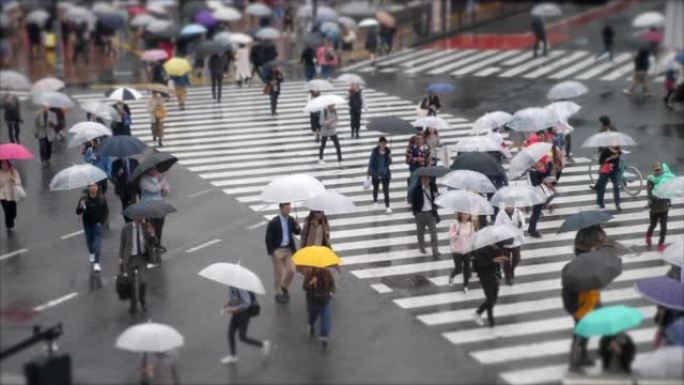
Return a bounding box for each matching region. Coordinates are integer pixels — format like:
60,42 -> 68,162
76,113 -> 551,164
265,203 -> 301,304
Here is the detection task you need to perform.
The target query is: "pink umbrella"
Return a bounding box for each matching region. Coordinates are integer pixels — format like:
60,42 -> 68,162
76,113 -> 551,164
141,49 -> 169,62
0,143 -> 35,160
640,30 -> 663,43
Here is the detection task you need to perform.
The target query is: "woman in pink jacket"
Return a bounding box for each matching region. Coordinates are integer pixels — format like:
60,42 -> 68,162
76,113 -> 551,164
448,212 -> 476,293
316,41 -> 339,80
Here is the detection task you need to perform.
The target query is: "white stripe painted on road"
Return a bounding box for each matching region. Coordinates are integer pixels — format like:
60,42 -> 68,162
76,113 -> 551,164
523,51 -> 590,78
404,50 -> 476,74
451,50 -> 522,76
60,230 -> 84,240
370,283 -> 393,293
400,50 -> 456,68
548,55 -> 600,79
575,53 -> 631,80
428,50 -> 501,75
247,220 -> 267,230
502,51 -> 535,65
473,67 -> 502,77
185,239 -> 222,253
599,61 -> 636,81
499,51 -> 564,77
33,292 -> 79,312
187,187 -> 214,198
0,248 -> 29,261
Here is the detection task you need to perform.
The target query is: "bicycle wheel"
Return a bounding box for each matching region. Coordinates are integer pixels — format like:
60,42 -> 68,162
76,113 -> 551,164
621,166 -> 643,197
588,162 -> 597,185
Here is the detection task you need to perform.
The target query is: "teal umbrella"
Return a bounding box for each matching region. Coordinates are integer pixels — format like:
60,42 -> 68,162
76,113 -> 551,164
574,305 -> 643,338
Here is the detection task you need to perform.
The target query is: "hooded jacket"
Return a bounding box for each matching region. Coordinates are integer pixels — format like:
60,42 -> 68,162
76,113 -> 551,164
647,163 -> 674,213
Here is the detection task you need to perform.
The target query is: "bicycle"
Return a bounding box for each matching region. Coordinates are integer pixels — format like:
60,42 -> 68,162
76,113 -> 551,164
587,150 -> 643,198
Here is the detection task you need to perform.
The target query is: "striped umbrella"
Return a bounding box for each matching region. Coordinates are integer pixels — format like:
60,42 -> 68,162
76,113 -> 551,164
107,87 -> 142,101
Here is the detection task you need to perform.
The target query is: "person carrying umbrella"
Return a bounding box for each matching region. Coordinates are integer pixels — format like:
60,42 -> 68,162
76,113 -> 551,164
265,65 -> 284,116
419,92 -> 441,116
472,243 -> 509,327
494,206 -> 525,285
34,106 -> 57,168
76,183 -> 108,272
72,22 -> 90,65
112,102 -> 133,136
300,211 -> 330,248
119,217 -> 156,314
574,224 -> 609,256
169,72 -> 191,110
2,93 -> 21,143
598,332 -> 636,374
0,160 -> 22,231
367,136 -> 392,214
410,175 -> 440,258
265,203 -> 302,304
448,212 -> 475,291
405,130 -> 429,191
309,90 -> 322,142
347,82 -> 366,139
139,168 -> 170,253
111,157 -> 139,222
300,45 -> 316,82
531,16 -> 547,58
646,162 -> 674,252
595,145 -> 622,211
147,92 -> 167,147
318,105 -> 342,165
208,53 -> 227,103
234,43 -> 251,87
662,62 -> 678,110
596,23 -> 615,61
316,40 -> 338,80
623,49 -> 652,96
303,266 -> 336,348
365,27 -> 379,64
83,140 -> 111,195
527,160 -> 551,238
150,61 -> 168,85
220,286 -> 271,364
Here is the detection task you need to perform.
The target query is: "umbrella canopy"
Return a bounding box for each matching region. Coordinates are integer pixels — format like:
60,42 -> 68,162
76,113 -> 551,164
451,136 -> 501,153
582,131 -> 637,148
334,73 -> 365,86
212,6 -> 241,21
375,11 -> 395,27
654,176 -> 684,199
337,16 -> 357,29
304,191 -> 356,215
92,2 -> 116,15
411,166 -> 450,178
676,52 -> 684,65
490,185 -> 547,208
195,9 -> 218,27
107,87 -> 142,101
339,1 -> 378,17
65,6 -> 97,24
508,142 -> 553,177
49,164 -> 108,191
426,82 -> 455,94
367,116 -> 414,135
33,91 -> 75,109
303,94 -> 345,113
439,170 -> 496,193
213,31 -> 233,46
507,107 -> 556,132
304,79 -> 334,92
472,111 -> 512,134
68,121 -> 110,134
640,29 -> 663,43
466,224 -> 524,252
146,19 -> 174,34
98,13 -> 126,30
450,152 -> 504,177
634,346 -> 684,379
130,14 -> 157,27
129,152 -> 177,181
0,143 -> 34,160
255,27 -> 280,40
544,101 -> 581,123
164,57 -> 192,76
261,174 -> 326,203
180,23 -> 207,36
179,0 -> 206,19
124,200 -> 177,219
115,322 -> 184,353
574,305 -> 643,337
359,18 -> 379,28
297,4 -> 336,19
195,40 -> 225,56
292,246 -> 341,268
435,190 -> 494,215
141,49 -> 169,62
245,3 -> 272,17
557,210 -> 613,233
68,124 -> 112,147
30,77 -> 65,94
663,242 -> 683,267
146,1 -> 169,16
632,11 -> 665,28
228,32 -> 253,45
531,3 -> 562,17
412,116 -> 449,130
80,100 -> 120,121
634,277 -> 684,310
97,135 -> 147,158
0,70 -> 31,91
26,9 -> 50,26
561,248 -> 622,291
546,80 -> 588,100
320,21 -> 340,35
198,263 -> 266,294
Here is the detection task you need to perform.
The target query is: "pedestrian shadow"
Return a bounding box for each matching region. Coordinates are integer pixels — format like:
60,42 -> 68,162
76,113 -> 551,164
89,271 -> 103,292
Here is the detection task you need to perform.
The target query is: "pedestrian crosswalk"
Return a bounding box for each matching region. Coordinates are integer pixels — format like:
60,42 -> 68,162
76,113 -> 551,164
72,81 -> 681,384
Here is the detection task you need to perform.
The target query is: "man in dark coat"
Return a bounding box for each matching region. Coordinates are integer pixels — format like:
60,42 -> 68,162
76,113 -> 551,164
208,53 -> 227,103
111,157 -> 139,222
119,218 -> 156,314
531,16 -> 547,57
265,202 -> 301,303
411,175 -> 440,258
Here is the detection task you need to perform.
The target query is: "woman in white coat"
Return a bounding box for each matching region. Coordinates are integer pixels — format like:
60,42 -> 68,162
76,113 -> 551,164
494,206 -> 525,285
234,43 -> 251,87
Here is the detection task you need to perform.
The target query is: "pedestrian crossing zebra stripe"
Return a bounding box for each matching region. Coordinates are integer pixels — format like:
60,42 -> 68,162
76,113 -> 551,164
405,49 -> 476,75
450,50 -> 522,76
499,51 -> 566,77
429,50 -> 502,75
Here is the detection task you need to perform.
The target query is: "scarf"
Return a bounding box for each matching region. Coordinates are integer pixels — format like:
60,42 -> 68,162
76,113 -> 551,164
647,163 -> 675,188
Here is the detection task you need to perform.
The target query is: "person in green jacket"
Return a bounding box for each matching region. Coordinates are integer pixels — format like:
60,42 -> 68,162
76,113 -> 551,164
646,162 -> 675,252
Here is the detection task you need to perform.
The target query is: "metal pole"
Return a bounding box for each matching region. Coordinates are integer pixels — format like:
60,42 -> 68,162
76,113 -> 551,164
0,324 -> 63,361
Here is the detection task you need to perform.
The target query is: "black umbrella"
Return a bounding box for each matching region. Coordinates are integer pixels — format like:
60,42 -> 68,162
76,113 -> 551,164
303,32 -> 324,48
148,25 -> 181,40
367,117 -> 414,135
129,151 -> 178,182
124,200 -> 177,219
557,210 -> 614,233
195,40 -> 226,57
561,248 -> 623,292
412,166 -> 450,178
98,13 -> 125,30
450,152 -> 505,177
97,136 -> 147,158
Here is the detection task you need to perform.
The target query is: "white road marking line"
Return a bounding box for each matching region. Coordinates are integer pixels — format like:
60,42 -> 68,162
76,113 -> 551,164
187,188 -> 214,198
575,52 -> 631,80
499,51 -> 564,77
0,248 -> 29,261
428,50 -> 501,75
61,230 -> 84,240
185,239 -> 222,253
370,283 -> 393,293
450,50 -> 522,76
522,51 -> 589,78
404,49 -> 476,74
32,292 -> 79,312
247,220 -> 267,230
474,66 -> 503,77
599,61 -> 635,81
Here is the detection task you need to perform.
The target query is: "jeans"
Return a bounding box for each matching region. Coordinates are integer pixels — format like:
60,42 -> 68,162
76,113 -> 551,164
528,204 -> 543,233
83,223 -> 103,263
371,176 -> 390,207
476,274 -> 499,327
349,108 -> 361,137
449,252 -> 471,287
647,210 -> 668,245
228,312 -> 263,355
39,138 -> 52,162
415,211 -> 439,257
270,92 -> 279,115
319,135 -> 342,162
321,64 -> 333,79
533,36 -> 547,57
304,64 -> 316,81
211,74 -> 222,102
1,199 -> 17,228
307,299 -> 332,339
7,120 -> 20,143
596,170 -> 621,208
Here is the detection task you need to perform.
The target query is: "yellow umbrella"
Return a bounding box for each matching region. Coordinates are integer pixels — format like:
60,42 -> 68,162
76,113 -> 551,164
292,246 -> 341,268
163,57 -> 191,76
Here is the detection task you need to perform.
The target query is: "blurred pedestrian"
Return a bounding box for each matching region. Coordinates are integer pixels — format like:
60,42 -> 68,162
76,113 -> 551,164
574,224 -> 608,256
419,92 -> 441,116
596,24 -> 615,61
623,49 -> 652,96
598,332 -> 636,374
265,203 -> 301,303
50,107 -> 66,141
448,212 -> 475,291
308,90 -> 321,142
249,42 -> 265,82
0,160 -> 22,231
151,61 -> 167,85
347,82 -> 365,138
653,306 -> 684,347
424,127 -> 440,165
367,136 -> 392,214
405,131 -> 430,197
147,92 -> 166,147
531,16 -> 547,57
301,210 -> 330,247
527,160 -> 551,238
139,168 -> 170,254
495,206 -> 525,285
595,146 -> 622,211
318,105 -> 342,165
599,115 -> 616,132
170,73 -> 190,110
111,157 -> 139,222
365,27 -> 378,63
208,53 -> 226,103
119,218 -> 155,314
34,106 -> 57,167
300,45 -> 316,82
2,93 -> 21,143
72,23 -> 89,65
563,272 -> 600,370
316,41 -> 338,80
76,183 -> 108,272
83,140 -> 111,194
112,102 -> 132,136
472,244 -> 508,327
26,23 -> 42,58
411,175 -> 440,258
304,267 -> 335,348
646,162 -> 674,252
220,287 -> 270,364
234,43 -> 251,86
282,5 -> 295,37
266,66 -> 284,116
662,63 -> 678,109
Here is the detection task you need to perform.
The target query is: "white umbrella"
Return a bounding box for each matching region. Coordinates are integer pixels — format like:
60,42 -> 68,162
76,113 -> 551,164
261,174 -> 326,203
213,31 -> 232,46
304,191 -> 356,214
33,91 -> 75,109
26,9 -> 50,26
507,107 -> 556,132
435,190 -> 494,215
69,121 -> 110,134
490,185 -> 547,208
438,170 -> 496,193
581,132 -> 637,148
146,2 -> 168,16
531,3 -> 562,17
245,3 -> 271,17
49,164 -> 108,191
546,80 -> 588,100
255,27 -> 280,40
30,77 -> 65,94
297,4 -> 337,19
450,136 -> 501,153
228,32 -> 253,45
0,70 -> 31,91
80,100 -> 120,121
359,18 -> 380,28
198,262 -> 266,294
654,176 -> 684,199
92,2 -> 116,15
338,16 -> 357,29
146,19 -> 173,34
663,242 -> 683,267
335,73 -> 365,86
466,224 -> 524,252
508,142 -> 553,177
471,111 -> 512,134
206,0 -> 225,10
304,94 -> 346,113
68,124 -> 112,147
108,87 -> 143,101
339,1 -> 378,17
130,14 -> 157,27
632,11 -> 665,28
66,6 -> 97,24
412,116 -> 449,130
212,6 -> 241,21
304,79 -> 334,92
634,346 -> 684,379
320,21 -> 341,35
115,322 -> 184,353
544,101 -> 581,123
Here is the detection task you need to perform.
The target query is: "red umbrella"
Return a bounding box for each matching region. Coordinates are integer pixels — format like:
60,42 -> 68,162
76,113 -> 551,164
0,143 -> 35,160
128,6 -> 148,16
640,30 -> 663,43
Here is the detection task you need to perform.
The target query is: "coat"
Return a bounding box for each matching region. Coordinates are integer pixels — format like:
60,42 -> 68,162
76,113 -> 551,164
234,47 -> 251,80
303,268 -> 335,304
410,182 -> 438,215
367,146 -> 392,178
320,107 -> 338,137
0,168 -> 21,201
265,215 -> 301,255
34,110 -> 57,141
300,214 -> 331,247
563,287 -> 600,320
119,222 -> 156,272
76,194 -> 109,227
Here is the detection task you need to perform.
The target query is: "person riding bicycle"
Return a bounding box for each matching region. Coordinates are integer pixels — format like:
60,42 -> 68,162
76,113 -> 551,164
595,146 -> 622,211
119,218 -> 157,315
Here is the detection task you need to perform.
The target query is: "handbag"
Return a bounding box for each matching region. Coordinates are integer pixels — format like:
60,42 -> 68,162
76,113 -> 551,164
246,292 -> 261,317
13,185 -> 26,201
363,178 -> 371,190
600,163 -> 613,174
115,270 -> 132,300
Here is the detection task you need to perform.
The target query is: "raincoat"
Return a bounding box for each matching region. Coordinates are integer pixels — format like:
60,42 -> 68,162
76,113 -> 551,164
647,163 -> 674,213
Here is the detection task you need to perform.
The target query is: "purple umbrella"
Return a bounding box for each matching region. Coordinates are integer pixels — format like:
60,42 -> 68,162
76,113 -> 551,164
634,277 -> 684,310
195,9 -> 218,27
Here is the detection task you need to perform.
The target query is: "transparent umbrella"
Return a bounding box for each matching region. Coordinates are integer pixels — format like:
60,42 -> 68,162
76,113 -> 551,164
466,224 -> 524,252
304,79 -> 334,92
261,174 -> 326,203
245,3 -> 272,17
335,73 -> 365,86
632,11 -> 665,28
228,32 -> 253,45
0,70 -> 31,91
338,16 -> 357,29
116,322 -> 184,353
663,241 -> 683,267
49,164 -> 108,191
654,176 -> 684,199
471,111 -> 512,134
531,3 -> 562,17
304,191 -> 356,215
450,136 -> 501,153
30,77 -> 65,94
198,262 -> 266,294
412,116 -> 449,130
304,94 -> 345,113
68,124 -> 112,147
255,27 -> 280,40
490,185 -> 547,208
581,132 -> 637,147
508,142 -> 552,177
546,80 -> 588,100
359,18 -> 379,28
130,14 -> 157,27
212,6 -> 241,21
507,107 -> 556,132
213,31 -> 232,47
435,190 -> 494,215
80,100 -> 120,121
26,9 -> 50,26
544,101 -> 581,123
439,170 -> 496,193
33,91 -> 75,109
634,346 -> 684,379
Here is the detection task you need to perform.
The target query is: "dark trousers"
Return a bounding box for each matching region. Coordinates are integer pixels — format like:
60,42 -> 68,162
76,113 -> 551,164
83,223 -> 103,263
476,274 -> 499,327
319,135 -> 342,161
528,204 -> 543,233
39,138 -> 52,162
149,217 -> 165,246
596,170 -> 621,208
117,187 -> 136,223
128,267 -> 147,312
565,133 -> 572,155
533,36 -> 547,57
211,74 -> 223,102
371,176 -> 390,207
304,64 -> 316,81
503,247 -> 521,281
597,43 -> 614,61
73,47 -> 88,64
570,319 -> 589,368
449,252 -> 471,287
350,108 -> 361,137
269,92 -> 279,115
1,199 -> 17,228
228,312 -> 263,355
647,210 -> 668,245
7,121 -> 20,143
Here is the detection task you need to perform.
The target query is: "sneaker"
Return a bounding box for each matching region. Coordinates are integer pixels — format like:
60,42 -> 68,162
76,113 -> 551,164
93,263 -> 101,272
645,235 -> 652,248
657,244 -> 666,252
261,340 -> 271,357
472,312 -> 485,326
448,276 -> 454,286
318,159 -> 325,165
615,205 -> 622,212
419,247 -> 427,255
385,207 -> 392,215
89,254 -> 95,263
220,355 -> 239,364
373,202 -> 380,211
275,294 -> 287,303
337,161 -> 342,167
319,337 -> 328,349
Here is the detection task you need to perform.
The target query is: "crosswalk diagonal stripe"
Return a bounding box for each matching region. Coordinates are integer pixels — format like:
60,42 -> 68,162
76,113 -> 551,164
428,50 -> 501,75
499,51 -> 565,77
450,50 -> 522,76
404,49 -> 476,74
575,52 -> 632,80
522,51 -> 590,78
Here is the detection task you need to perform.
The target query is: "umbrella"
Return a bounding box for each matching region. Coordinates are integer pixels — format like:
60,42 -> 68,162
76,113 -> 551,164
574,305 -> 643,337
466,224 -> 524,252
304,79 -> 334,92
261,174 -> 326,203
194,9 -> 218,27
546,80 -> 588,100
0,143 -> 34,160
508,142 -> 552,177
490,185 -> 547,208
654,176 -> 684,199
450,152 -> 504,177
675,52 -> 684,65
472,111 -> 512,134
367,116 -> 414,134
581,131 -> 637,147
507,107 -> 556,132
164,58 -> 192,76
640,29 -> 663,43
146,2 -> 168,16
304,191 -> 356,215
0,70 -> 31,91
179,1 -> 205,19
320,21 -> 341,36
338,16 -> 357,29
195,40 -> 225,56
66,6 -> 96,24
212,6 -> 241,21
297,4 -> 335,19
33,92 -> 75,109
180,23 -> 207,36
451,136 -> 501,153
30,77 -> 65,94
198,263 -> 266,294
663,242 -> 683,267
561,248 -> 622,291
634,277 -> 684,310
228,32 -> 253,45
303,94 -> 346,113
255,27 -> 280,40
26,9 -> 49,26
92,2 -> 116,15
80,100 -> 119,121
124,200 -> 177,219
97,136 -> 147,158
531,3 -> 562,17
245,3 -> 272,17
130,14 -> 156,27
545,101 -> 581,123
413,116 -> 449,130
213,31 -> 232,46
49,165 -> 108,190
557,210 -> 614,233
146,19 -> 174,34
107,87 -> 142,101
634,346 -> 684,379
412,166 -> 450,178
632,11 -> 665,28
129,152 -> 178,181
359,18 -> 379,28
115,322 -> 184,353
439,170 -> 496,193
98,13 -> 126,30
435,190 -> 494,215
375,11 -> 395,27
68,121 -> 110,134
303,32 -> 324,48
292,246 -> 341,268
141,49 -> 168,62
127,5 -> 146,16
335,73 -> 365,86
426,82 -> 455,94
68,124 -> 112,148
339,1 -> 378,17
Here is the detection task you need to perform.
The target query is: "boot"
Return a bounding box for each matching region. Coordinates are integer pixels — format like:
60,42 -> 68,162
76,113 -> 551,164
657,243 -> 666,252
646,234 -> 652,248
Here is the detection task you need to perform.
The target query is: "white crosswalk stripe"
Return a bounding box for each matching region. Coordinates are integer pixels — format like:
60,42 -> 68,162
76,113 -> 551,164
73,81 -> 678,384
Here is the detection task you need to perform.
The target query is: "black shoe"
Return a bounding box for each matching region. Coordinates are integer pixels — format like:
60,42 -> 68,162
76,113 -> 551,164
528,231 -> 542,238
129,305 -> 138,315
157,245 -> 167,253
309,325 -> 315,338
578,357 -> 595,367
282,287 -> 290,301
275,294 -> 287,303
505,277 -> 513,286
419,247 -> 427,255
139,301 -> 147,312
615,205 -> 622,212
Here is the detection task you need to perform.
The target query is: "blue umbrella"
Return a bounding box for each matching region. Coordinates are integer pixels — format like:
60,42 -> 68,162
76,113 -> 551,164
634,277 -> 684,310
427,82 -> 455,94
180,23 -> 207,36
675,52 -> 684,64
99,13 -> 125,30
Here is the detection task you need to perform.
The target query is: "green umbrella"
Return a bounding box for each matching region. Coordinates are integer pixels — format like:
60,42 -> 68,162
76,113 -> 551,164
574,305 -> 643,338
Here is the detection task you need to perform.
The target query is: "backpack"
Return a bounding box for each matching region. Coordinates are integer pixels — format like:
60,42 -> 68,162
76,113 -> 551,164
246,292 -> 261,317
